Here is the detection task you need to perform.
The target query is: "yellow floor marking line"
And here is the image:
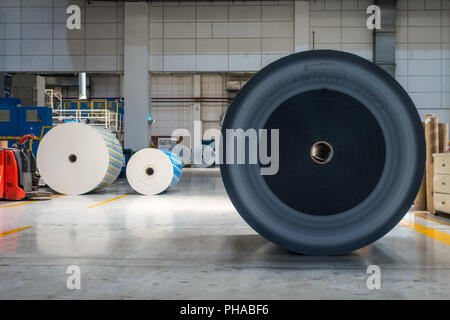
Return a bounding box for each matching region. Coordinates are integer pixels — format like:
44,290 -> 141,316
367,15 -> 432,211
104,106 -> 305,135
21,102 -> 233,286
415,213 -> 450,226
48,195 -> 65,200
411,210 -> 429,214
399,221 -> 450,246
0,194 -> 65,208
0,226 -> 31,238
88,194 -> 130,208
0,201 -> 36,208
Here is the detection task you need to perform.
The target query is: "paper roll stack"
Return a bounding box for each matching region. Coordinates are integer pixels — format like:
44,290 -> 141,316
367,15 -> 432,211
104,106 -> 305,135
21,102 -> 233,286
126,148 -> 182,195
37,123 -> 124,195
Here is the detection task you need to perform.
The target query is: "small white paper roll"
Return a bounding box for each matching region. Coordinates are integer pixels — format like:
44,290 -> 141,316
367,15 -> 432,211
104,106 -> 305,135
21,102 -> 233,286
37,123 -> 124,195
126,148 -> 182,195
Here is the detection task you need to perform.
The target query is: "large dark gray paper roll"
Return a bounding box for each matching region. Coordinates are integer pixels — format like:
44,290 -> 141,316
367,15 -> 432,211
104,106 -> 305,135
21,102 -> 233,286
220,50 -> 425,255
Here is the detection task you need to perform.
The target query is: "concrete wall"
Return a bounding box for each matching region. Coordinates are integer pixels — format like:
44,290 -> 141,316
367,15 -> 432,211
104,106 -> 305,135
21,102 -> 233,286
148,1 -> 295,72
0,0 -> 124,72
90,75 -> 120,98
1,0 -> 450,126
150,73 -> 250,138
148,0 -> 450,134
150,74 -> 195,137
396,0 -> 450,123
309,0 -> 374,60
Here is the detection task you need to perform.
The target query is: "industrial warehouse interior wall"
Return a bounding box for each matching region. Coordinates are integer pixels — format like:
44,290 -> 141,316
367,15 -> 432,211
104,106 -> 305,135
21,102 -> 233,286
0,0 -> 124,72
0,0 -> 449,123
150,73 -> 251,138
395,0 -> 450,121
148,1 -> 295,71
309,0 -> 373,60
151,74 -> 195,137
310,1 -> 450,122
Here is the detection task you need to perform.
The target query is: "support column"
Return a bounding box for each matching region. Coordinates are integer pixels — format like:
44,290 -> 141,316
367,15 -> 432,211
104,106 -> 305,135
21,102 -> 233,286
124,2 -> 150,150
0,73 -> 5,97
192,74 -> 202,164
294,1 -> 309,52
36,75 -> 46,106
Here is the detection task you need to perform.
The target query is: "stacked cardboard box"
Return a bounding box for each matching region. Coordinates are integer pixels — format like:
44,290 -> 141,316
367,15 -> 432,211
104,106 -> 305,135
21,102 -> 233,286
413,114 -> 448,212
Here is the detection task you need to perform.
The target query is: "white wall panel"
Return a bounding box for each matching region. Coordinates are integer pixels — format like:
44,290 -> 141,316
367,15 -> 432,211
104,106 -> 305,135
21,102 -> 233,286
229,54 -> 261,71
196,39 -> 228,54
5,56 -> 20,71
21,7 -> 52,23
164,23 -> 196,38
22,40 -> 52,55
0,1 -> 123,72
1,0 -> 20,7
164,55 -> 196,71
21,56 -> 52,71
23,0 -> 52,6
196,55 -> 228,71
85,23 -> 118,39
196,23 -> 213,38
164,39 -> 196,54
229,38 -> 260,53
396,0 -> 450,111
263,5 -> 294,21
86,55 -> 117,71
52,55 -> 84,71
5,40 -> 20,55
0,8 -> 20,23
149,1 -> 296,72
164,6 -> 196,22
86,39 -> 118,55
5,24 -> 20,39
229,5 -> 261,21
262,53 -> 289,67
22,24 -> 53,39
85,6 -> 118,23
196,6 -> 228,22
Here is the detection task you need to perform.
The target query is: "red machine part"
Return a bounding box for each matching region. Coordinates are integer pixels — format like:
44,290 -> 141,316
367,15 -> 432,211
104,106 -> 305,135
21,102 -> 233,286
0,150 -> 4,198
18,134 -> 37,147
3,149 -> 26,201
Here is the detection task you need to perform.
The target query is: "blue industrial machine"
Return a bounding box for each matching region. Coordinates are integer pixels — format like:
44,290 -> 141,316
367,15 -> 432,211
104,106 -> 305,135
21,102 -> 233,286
0,98 -> 20,137
0,98 -> 53,157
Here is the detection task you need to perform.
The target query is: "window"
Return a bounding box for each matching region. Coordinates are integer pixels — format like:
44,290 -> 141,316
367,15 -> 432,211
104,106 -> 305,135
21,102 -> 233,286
0,110 -> 10,122
26,110 -> 38,122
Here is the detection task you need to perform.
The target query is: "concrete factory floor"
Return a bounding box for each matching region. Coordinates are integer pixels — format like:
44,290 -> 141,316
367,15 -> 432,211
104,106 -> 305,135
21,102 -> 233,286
0,168 -> 449,299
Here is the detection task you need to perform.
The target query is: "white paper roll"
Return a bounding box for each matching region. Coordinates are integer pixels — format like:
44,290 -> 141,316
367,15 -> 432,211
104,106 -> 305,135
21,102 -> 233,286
37,123 -> 124,195
126,148 -> 183,195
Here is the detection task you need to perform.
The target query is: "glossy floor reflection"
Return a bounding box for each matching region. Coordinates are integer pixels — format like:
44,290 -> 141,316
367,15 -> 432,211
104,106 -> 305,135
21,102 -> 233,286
0,168 -> 449,299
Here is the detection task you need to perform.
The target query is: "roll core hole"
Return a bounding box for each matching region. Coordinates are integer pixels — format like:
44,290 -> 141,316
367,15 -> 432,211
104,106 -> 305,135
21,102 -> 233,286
145,167 -> 155,176
310,141 -> 333,164
68,154 -> 77,163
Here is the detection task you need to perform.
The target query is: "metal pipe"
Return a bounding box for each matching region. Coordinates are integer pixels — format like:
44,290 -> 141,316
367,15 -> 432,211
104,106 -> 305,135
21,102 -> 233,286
78,73 -> 87,100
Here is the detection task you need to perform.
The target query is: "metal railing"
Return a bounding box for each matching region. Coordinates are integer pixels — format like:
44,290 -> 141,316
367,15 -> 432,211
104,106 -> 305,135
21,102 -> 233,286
53,99 -> 124,114
52,109 -> 123,133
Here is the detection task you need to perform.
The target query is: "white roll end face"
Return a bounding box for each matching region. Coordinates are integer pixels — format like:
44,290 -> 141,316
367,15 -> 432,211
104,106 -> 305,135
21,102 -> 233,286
37,123 -> 117,195
126,148 -> 175,195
